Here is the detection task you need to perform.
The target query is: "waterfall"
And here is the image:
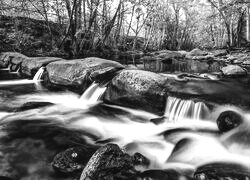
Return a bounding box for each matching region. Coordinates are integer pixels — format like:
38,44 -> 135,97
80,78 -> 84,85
80,82 -> 107,104
164,96 -> 209,122
33,67 -> 45,81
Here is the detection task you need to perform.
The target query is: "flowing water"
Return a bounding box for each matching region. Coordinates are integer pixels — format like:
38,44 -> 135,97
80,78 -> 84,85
33,67 -> 45,81
80,83 -> 107,104
0,68 -> 250,179
164,96 -> 209,122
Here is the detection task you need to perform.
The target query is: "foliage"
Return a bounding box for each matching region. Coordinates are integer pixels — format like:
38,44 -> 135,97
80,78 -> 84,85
0,0 -> 250,56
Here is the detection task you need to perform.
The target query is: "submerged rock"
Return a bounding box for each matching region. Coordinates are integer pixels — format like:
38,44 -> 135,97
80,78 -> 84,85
104,70 -> 167,115
221,124 -> 250,155
194,162 -> 250,180
14,101 -> 53,112
52,146 -> 97,174
150,116 -> 166,125
45,57 -> 124,92
21,57 -> 62,77
79,144 -> 136,180
139,169 -> 193,180
167,137 -> 228,166
132,152 -> 150,167
216,111 -> 243,133
221,65 -> 247,77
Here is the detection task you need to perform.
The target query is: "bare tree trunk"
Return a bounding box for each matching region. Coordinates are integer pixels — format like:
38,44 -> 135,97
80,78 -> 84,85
59,0 -> 78,48
247,6 -> 250,41
83,0 -> 87,28
126,4 -> 136,39
115,1 -> 124,46
100,1 -> 121,46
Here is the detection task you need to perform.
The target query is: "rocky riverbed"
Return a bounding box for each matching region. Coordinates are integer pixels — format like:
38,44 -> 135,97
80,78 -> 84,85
1,49 -> 250,180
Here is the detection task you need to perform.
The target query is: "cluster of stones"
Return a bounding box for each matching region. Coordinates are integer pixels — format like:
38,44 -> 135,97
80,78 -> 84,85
1,52 -> 250,180
1,51 -> 250,115
139,48 -> 249,76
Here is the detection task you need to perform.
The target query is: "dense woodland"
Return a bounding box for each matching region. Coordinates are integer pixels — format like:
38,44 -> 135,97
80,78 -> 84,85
0,0 -> 250,57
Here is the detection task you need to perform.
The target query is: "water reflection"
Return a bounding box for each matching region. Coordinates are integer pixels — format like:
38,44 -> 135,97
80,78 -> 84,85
143,59 -> 223,73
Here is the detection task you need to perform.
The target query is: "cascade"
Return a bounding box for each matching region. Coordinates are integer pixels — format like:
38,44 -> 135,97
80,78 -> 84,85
164,96 -> 209,122
33,67 -> 45,81
80,82 -> 107,104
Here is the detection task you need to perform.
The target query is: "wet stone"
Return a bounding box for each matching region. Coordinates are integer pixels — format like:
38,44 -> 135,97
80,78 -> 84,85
217,111 -> 243,133
79,144 -> 137,180
52,146 -> 97,174
132,152 -> 150,167
150,116 -> 166,125
194,162 -> 250,180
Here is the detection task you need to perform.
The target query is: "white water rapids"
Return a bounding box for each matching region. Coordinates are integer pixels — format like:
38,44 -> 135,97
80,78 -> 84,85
2,81 -> 250,172
165,96 -> 209,122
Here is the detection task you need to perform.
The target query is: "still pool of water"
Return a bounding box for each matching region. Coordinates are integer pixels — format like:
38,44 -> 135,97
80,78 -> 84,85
1,68 -> 250,179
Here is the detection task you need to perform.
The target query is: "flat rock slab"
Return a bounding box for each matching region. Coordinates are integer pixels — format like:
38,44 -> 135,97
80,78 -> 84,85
104,69 -> 167,115
46,57 -> 124,91
21,57 -> 63,77
0,52 -> 27,68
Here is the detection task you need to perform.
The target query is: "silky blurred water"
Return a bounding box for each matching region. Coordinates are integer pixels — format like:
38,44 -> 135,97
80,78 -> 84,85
1,68 -> 250,179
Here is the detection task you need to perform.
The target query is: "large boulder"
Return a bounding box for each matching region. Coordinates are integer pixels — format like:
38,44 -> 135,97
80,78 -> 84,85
45,57 -> 124,92
103,70 -> 167,115
0,52 -> 27,69
221,65 -> 247,77
21,57 -> 63,77
79,144 -> 136,180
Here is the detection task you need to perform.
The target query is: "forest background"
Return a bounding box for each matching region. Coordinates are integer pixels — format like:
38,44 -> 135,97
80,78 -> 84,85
0,0 -> 250,58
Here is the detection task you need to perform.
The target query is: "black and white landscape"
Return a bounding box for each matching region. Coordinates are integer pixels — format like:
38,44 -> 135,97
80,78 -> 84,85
1,0 -> 250,180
